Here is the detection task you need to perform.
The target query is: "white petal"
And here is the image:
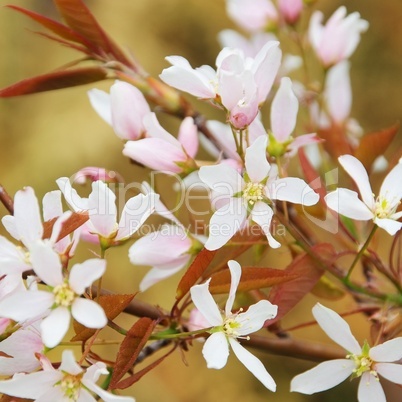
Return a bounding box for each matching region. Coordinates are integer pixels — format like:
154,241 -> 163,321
271,77 -> 298,142
142,112 -> 179,145
229,338 -> 276,391
30,241 -> 63,286
375,362 -> 402,385
59,349 -> 83,375
199,164 -> 244,196
269,177 -> 319,206
204,198 -> 247,251
88,88 -> 112,126
0,371 -> 61,399
245,136 -> 270,182
357,372 -> 386,402
202,332 -> 230,369
339,155 -> 375,210
0,356 -> 40,376
41,307 -> 71,348
250,201 -> 280,248
71,298 -> 107,329
42,190 -> 63,221
56,177 -> 89,211
88,181 -> 117,238
312,303 -> 361,354
190,279 -> 222,326
236,300 -> 278,336
0,328 -> 43,357
291,359 -> 354,394
0,291 -> 53,321
1,215 -> 19,240
325,188 -> 374,220
374,217 -> 402,235
225,260 -> 241,315
14,187 -> 43,247
379,162 -> 402,203
69,259 -> 106,295
83,380 -> 135,402
370,337 -> 402,362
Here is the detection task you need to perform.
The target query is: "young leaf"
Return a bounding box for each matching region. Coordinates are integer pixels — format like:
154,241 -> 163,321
42,211 -> 89,242
318,124 -> 353,160
0,67 -> 108,97
72,294 -> 135,342
209,267 -> 297,294
109,317 -> 156,389
267,243 -> 337,325
354,123 -> 399,172
176,248 -> 216,301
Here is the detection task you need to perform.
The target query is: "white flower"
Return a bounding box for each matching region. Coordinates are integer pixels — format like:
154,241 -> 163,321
0,242 -> 107,348
190,260 -> 278,391
291,303 -> 402,402
0,349 -> 135,401
325,155 -> 402,235
199,135 -> 319,250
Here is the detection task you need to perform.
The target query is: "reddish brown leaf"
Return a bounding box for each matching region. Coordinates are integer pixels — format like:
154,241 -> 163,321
318,124 -> 353,160
7,5 -> 94,50
0,396 -> 32,402
176,248 -> 217,301
72,294 -> 135,342
42,211 -> 89,242
209,267 -> 297,294
354,123 -> 399,172
53,0 -> 133,65
109,318 -> 156,389
267,243 -> 336,326
310,276 -> 345,300
115,346 -> 175,389
0,67 -> 108,98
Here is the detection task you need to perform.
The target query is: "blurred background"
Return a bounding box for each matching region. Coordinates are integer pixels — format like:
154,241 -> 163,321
1,0 -> 402,401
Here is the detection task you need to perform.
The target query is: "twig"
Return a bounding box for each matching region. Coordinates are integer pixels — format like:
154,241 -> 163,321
0,183 -> 14,214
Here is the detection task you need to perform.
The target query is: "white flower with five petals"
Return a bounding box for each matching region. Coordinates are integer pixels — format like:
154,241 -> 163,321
190,260 -> 278,391
291,303 -> 402,402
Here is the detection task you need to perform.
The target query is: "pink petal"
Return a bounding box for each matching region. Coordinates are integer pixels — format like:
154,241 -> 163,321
236,300 -> 278,335
143,112 -> 179,145
245,136 -> 271,183
312,303 -> 361,354
40,306 -> 71,348
204,198 -> 247,250
325,188 -> 374,220
357,372 -> 386,402
202,332 -> 230,369
190,279 -> 222,326
71,298 -> 107,329
178,117 -> 198,158
69,259 -> 106,295
229,338 -> 276,391
225,260 -> 242,315
339,155 -> 375,210
291,359 -> 354,394
270,77 -> 298,142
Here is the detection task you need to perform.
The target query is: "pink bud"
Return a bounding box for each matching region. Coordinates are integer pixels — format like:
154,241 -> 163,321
278,0 -> 303,25
72,167 -> 124,185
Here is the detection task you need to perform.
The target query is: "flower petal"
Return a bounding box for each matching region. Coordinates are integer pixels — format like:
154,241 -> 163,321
41,306 -> 71,348
379,162 -> 402,206
236,300 -> 278,336
375,362 -> 402,385
59,349 -> 83,375
199,164 -> 244,196
178,117 -> 198,158
71,298 -> 107,329
369,337 -> 402,362
291,359 -> 354,394
204,198 -> 247,250
69,259 -> 106,295
374,217 -> 402,235
245,136 -> 270,183
229,338 -> 276,391
325,188 -> 374,220
202,332 -> 229,369
225,260 -> 242,315
250,201 -> 280,248
270,77 -> 298,142
88,88 -> 112,126
190,279 -> 222,326
339,155 -> 375,210
84,379 -> 135,401
357,372 -> 386,402
30,241 -> 63,286
269,177 -> 319,206
312,303 -> 361,354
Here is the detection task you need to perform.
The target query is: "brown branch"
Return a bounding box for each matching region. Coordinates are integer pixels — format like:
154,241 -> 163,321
247,335 -> 345,362
0,184 -> 14,215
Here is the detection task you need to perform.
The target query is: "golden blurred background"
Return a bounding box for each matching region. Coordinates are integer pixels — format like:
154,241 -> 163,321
1,0 -> 402,401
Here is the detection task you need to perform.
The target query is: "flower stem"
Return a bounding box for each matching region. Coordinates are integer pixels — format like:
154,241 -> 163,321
344,226 -> 378,283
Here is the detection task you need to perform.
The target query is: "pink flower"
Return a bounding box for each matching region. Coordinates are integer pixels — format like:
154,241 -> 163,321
278,0 -> 303,25
226,0 -> 278,33
308,6 -> 368,67
88,80 -> 151,140
123,112 -> 198,174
